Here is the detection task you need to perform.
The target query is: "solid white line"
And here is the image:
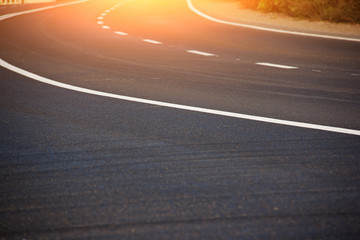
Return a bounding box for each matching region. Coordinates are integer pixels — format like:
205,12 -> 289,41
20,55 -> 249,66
142,39 -> 163,45
0,2 -> 359,136
1,58 -> 359,136
186,0 -> 360,42
256,62 -> 298,69
0,0 -> 88,21
187,50 -> 216,56
114,31 -> 128,36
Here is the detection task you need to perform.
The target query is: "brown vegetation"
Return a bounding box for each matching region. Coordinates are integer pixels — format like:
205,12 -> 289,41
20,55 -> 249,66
236,0 -> 360,24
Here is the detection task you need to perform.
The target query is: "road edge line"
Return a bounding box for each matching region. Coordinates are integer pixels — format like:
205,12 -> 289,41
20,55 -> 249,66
1,58 -> 360,136
0,0 -> 88,21
0,1 -> 359,136
186,0 -> 360,42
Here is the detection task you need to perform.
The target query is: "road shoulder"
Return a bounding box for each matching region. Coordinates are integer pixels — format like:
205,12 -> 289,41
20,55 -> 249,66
191,0 -> 360,39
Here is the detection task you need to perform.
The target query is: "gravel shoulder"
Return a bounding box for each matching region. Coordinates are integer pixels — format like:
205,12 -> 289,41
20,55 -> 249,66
192,0 -> 360,39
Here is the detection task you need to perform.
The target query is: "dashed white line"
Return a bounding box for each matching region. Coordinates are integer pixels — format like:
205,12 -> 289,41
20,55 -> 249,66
102,25 -> 110,29
114,31 -> 129,36
97,21 -> 103,25
142,39 -> 163,45
187,50 -> 216,56
97,16 -> 103,20
100,13 -> 106,16
312,70 -> 322,73
256,62 -> 298,69
1,1 -> 359,137
351,73 -> 360,76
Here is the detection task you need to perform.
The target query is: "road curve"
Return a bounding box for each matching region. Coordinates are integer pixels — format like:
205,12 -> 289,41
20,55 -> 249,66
187,0 -> 360,42
1,0 -> 359,239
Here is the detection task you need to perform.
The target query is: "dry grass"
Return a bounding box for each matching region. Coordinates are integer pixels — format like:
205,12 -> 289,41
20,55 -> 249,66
236,0 -> 360,24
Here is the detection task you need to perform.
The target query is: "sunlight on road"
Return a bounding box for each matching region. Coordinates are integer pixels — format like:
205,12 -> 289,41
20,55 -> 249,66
91,0 -> 210,41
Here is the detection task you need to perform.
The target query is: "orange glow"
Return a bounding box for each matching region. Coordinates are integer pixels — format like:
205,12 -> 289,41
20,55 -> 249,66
92,0 -> 207,42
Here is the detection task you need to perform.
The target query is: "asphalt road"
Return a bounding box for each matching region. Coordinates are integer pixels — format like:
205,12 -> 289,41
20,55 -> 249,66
1,0 -> 360,239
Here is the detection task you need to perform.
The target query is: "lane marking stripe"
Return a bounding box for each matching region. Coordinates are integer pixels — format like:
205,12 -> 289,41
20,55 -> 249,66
187,50 -> 216,56
186,0 -> 360,42
1,59 -> 359,136
0,0 -> 359,136
142,39 -> 163,45
0,0 -> 88,21
114,31 -> 128,36
102,25 -> 110,29
256,62 -> 298,69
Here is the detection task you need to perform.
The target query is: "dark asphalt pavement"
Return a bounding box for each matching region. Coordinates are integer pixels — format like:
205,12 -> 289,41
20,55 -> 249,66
1,0 -> 360,239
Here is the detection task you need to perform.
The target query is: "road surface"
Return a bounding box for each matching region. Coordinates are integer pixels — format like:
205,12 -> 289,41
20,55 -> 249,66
1,0 -> 359,239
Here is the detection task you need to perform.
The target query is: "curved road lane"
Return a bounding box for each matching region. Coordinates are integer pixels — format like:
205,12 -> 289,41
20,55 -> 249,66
1,0 -> 360,239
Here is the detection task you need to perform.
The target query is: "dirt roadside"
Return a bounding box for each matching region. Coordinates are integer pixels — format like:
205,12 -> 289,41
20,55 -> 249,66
191,0 -> 360,39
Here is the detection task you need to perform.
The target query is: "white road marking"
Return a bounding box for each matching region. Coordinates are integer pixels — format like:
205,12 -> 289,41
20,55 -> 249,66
1,59 -> 359,136
256,62 -> 298,69
142,39 -> 163,45
351,73 -> 360,76
105,10 -> 110,13
114,31 -> 128,36
312,70 -> 322,73
186,0 -> 360,42
0,0 -> 88,21
187,50 -> 216,56
97,21 -> 103,25
102,25 -> 110,29
97,16 -> 103,20
0,1 -> 359,136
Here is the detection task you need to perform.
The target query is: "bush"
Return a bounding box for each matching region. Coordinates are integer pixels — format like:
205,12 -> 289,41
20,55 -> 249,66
236,0 -> 360,24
